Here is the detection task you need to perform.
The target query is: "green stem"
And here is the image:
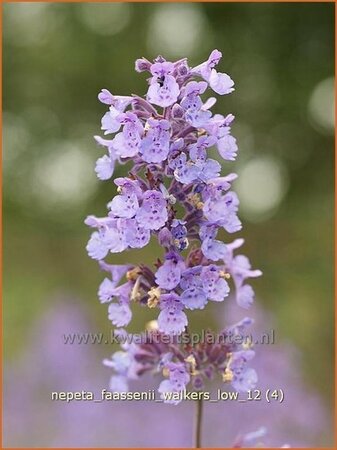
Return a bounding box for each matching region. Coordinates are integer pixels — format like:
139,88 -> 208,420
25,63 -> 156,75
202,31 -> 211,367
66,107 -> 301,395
194,398 -> 203,448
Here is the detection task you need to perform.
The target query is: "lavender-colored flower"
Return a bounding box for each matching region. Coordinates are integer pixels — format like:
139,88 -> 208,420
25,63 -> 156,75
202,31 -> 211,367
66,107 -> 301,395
172,153 -> 200,185
171,219 -> 188,251
108,302 -> 132,328
180,81 -> 211,127
158,293 -> 188,335
99,90 -> 134,135
147,61 -> 180,107
155,252 -> 185,290
105,317 -> 257,404
93,135 -> 118,180
158,362 -> 190,404
203,191 -> 242,233
124,219 -> 151,249
230,350 -> 257,392
135,190 -> 168,230
98,278 -> 117,303
98,89 -> 134,110
217,134 -> 238,161
111,112 -> 143,158
103,348 -> 139,390
191,50 -> 235,95
204,113 -> 238,161
108,177 -> 143,219
224,240 -> 262,309
140,118 -> 171,163
101,107 -> 123,135
86,231 -> 110,260
200,265 -> 230,301
200,225 -> 227,261
180,286 -> 207,310
109,189 -> 139,219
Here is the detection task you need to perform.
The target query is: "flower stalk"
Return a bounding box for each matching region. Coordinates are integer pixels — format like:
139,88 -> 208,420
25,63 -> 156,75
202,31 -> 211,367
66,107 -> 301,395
194,398 -> 203,448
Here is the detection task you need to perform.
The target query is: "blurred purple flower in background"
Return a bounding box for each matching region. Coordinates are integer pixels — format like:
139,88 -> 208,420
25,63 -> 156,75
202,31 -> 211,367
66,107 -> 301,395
3,298 -> 331,447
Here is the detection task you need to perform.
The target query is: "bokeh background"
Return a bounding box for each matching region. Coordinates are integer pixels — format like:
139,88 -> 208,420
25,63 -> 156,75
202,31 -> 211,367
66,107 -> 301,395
3,2 -> 334,447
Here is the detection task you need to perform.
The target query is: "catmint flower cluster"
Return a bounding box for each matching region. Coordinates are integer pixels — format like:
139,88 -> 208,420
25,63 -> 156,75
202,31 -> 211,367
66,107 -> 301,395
86,50 -> 262,403
103,318 -> 257,403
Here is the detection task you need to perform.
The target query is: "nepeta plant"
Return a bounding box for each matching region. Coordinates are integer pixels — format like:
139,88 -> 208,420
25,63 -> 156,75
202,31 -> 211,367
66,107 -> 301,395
86,50 -> 262,446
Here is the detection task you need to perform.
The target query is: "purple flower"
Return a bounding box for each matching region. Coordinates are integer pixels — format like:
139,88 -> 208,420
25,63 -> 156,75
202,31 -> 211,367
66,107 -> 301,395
135,190 -> 168,230
98,89 -> 134,111
172,153 -> 200,185
203,191 -> 242,233
237,284 -> 255,309
171,219 -> 189,251
97,262 -> 132,303
205,113 -> 232,139
186,136 -> 221,182
171,219 -> 187,239
86,231 -> 110,260
158,293 -> 187,335
202,173 -> 238,202
180,266 -> 202,290
101,107 -> 123,134
225,250 -> 262,309
98,278 -> 117,303
155,252 -> 185,290
99,261 -> 131,284
95,154 -> 115,180
208,70 -> 235,96
109,178 -> 142,219
198,159 -> 221,182
158,227 -> 173,248
200,225 -> 228,261
98,88 -> 116,105
180,286 -> 207,310
104,318 -> 258,407
179,263 -> 229,308
191,50 -> 235,95
114,177 -> 143,198
124,219 -> 151,249
232,367 -> 258,392
108,302 -> 132,327
111,112 -> 143,158
180,81 -> 211,127
204,114 -> 238,161
158,362 -> 190,404
200,265 -> 230,302
147,61 -> 180,107
188,135 -> 215,162
110,281 -> 134,303
93,135 -> 118,180
103,349 -> 139,391
135,57 -> 152,73
217,135 -> 238,161
191,49 -> 222,80
99,90 -> 134,134
98,278 -> 132,305
140,118 -> 171,163
109,192 -> 139,219
85,220 -> 128,259
230,350 -> 257,392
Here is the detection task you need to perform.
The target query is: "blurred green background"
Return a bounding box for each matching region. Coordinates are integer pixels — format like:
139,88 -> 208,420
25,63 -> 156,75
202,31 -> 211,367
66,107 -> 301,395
3,0 -> 334,427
